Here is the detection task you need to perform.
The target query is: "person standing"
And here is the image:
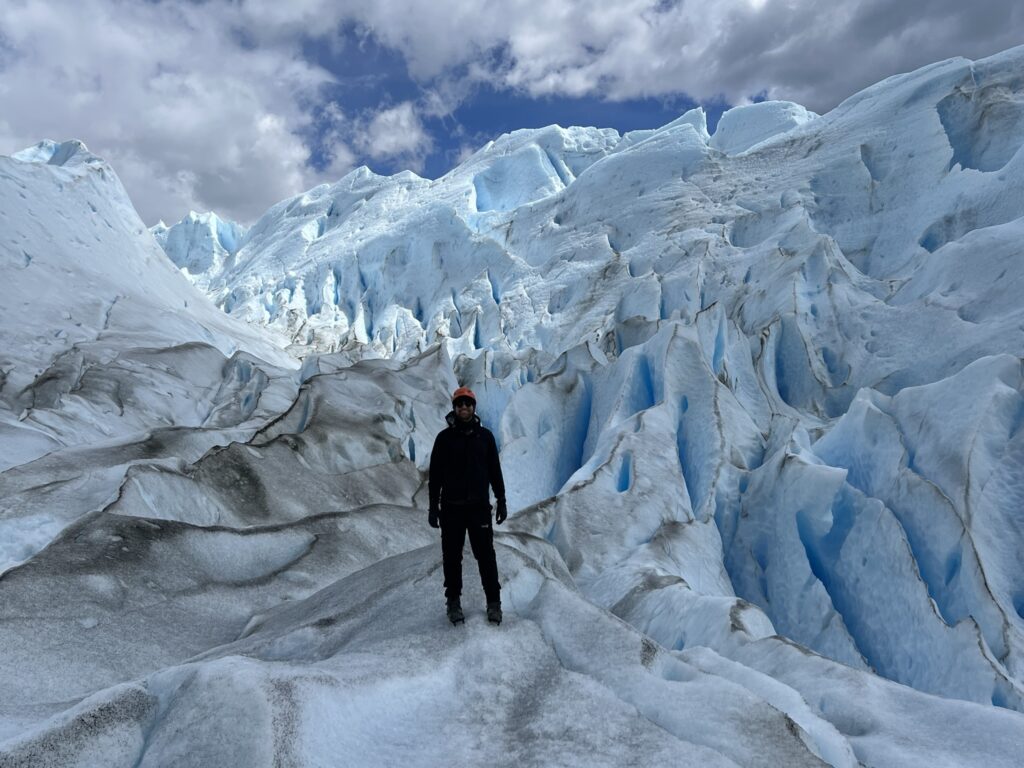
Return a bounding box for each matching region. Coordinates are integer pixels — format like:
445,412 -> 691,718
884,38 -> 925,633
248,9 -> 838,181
428,386 -> 508,625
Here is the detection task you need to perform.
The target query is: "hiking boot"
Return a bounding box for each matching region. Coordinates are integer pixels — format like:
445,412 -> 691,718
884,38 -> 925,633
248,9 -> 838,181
486,601 -> 502,625
447,599 -> 465,625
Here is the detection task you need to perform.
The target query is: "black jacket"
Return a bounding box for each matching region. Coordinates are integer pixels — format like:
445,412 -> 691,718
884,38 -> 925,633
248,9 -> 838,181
429,412 -> 506,509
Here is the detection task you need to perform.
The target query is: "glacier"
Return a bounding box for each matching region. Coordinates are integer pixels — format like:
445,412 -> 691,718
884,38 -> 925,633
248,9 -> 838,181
2,46 -> 1024,767
152,211 -> 247,293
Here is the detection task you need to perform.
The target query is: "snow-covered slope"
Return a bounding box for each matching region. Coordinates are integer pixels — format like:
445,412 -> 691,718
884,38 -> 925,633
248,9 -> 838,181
0,140 -> 300,569
3,346 -> 1021,767
0,140 -> 295,450
4,45 -> 1024,767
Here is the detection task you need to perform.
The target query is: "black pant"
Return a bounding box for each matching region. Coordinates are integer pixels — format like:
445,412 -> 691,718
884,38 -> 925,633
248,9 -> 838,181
440,503 -> 500,603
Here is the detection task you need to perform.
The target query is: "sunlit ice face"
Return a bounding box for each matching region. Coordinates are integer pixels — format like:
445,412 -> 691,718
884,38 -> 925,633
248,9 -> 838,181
454,397 -> 475,421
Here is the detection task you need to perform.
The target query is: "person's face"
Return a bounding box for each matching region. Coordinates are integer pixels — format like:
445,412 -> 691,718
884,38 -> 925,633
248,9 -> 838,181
454,397 -> 475,422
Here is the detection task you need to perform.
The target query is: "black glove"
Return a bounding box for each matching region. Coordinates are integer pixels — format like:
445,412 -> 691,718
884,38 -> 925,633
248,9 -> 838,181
428,504 -> 440,529
495,499 -> 508,525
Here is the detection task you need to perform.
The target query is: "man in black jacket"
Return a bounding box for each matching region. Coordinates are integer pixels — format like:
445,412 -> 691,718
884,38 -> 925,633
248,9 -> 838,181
428,386 -> 508,625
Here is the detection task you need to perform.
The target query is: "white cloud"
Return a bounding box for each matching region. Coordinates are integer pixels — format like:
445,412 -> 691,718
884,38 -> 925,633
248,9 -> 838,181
311,103 -> 358,178
346,0 -> 1023,111
355,102 -> 433,169
0,0 -> 354,225
2,0 -> 1021,224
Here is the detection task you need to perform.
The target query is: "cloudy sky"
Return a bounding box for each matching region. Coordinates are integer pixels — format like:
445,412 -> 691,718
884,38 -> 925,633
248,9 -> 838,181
1,0 -> 1021,226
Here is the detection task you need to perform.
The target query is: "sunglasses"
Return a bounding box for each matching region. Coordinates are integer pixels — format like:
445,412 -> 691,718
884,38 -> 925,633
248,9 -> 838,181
453,398 -> 475,408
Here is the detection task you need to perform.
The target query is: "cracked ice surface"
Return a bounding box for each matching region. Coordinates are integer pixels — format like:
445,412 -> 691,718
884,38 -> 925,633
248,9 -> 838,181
3,47 -> 1024,767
